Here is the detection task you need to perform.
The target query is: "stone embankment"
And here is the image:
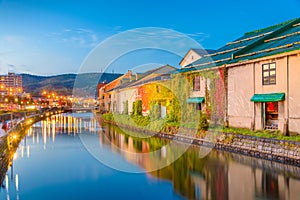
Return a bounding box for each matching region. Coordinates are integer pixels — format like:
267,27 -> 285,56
214,133 -> 300,166
98,117 -> 300,167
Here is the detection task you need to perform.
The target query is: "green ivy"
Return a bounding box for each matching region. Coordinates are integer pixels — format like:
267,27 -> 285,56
149,102 -> 161,120
198,113 -> 209,131
132,100 -> 142,116
122,100 -> 128,115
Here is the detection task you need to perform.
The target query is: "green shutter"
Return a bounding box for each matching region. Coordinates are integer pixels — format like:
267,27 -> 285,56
187,97 -> 205,103
250,93 -> 285,102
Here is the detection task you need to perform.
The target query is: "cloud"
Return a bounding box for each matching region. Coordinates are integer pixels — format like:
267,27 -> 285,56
186,32 -> 210,42
63,28 -> 72,32
48,28 -> 100,48
7,63 -> 16,71
113,26 -> 123,32
0,51 -> 13,55
3,63 -> 33,74
3,35 -> 25,45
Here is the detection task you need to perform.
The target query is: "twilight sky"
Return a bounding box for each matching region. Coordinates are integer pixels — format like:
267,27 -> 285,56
0,0 -> 299,75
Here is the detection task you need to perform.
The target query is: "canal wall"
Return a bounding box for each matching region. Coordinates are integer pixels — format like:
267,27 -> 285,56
0,114 -> 45,185
98,116 -> 300,167
215,133 -> 300,166
0,136 -> 9,187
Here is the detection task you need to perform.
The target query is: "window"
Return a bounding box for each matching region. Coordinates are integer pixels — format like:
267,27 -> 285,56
196,103 -> 201,111
156,85 -> 161,93
193,76 -> 201,91
262,63 -> 276,85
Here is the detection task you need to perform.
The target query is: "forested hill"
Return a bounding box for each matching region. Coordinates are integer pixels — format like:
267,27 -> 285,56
21,73 -> 123,96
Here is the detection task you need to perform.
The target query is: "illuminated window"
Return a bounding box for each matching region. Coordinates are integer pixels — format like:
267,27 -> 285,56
262,63 -> 276,85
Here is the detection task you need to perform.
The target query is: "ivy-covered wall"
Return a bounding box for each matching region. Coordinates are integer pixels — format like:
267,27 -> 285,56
138,82 -> 173,116
105,67 -> 226,129
182,67 -> 227,126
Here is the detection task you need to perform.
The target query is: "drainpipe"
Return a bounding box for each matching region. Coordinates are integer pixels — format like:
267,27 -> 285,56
284,56 -> 289,136
224,65 -> 229,128
252,62 -> 255,130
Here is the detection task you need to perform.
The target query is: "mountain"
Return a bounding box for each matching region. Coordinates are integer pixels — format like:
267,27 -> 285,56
21,73 -> 123,96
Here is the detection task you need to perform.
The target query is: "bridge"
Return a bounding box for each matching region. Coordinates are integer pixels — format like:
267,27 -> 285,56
65,107 -> 94,112
38,106 -> 94,114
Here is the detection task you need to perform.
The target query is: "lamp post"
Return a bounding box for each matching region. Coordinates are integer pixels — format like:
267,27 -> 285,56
4,97 -> 18,128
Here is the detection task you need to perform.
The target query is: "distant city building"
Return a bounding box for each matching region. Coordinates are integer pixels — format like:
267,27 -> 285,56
0,72 -> 23,96
98,70 -> 133,112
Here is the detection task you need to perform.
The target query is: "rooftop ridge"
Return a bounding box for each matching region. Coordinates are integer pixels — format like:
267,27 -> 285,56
244,18 -> 299,36
233,18 -> 300,59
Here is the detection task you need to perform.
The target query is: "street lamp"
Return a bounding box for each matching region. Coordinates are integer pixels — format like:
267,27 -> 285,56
4,97 -> 18,129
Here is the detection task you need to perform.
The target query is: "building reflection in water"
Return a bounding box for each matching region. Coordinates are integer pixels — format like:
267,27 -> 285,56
2,114 -> 300,200
99,124 -> 300,200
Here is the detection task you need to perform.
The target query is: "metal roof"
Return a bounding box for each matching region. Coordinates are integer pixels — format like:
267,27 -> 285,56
188,18 -> 300,71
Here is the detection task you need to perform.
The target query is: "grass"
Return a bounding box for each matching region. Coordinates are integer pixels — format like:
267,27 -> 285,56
210,126 -> 300,142
101,113 -> 300,142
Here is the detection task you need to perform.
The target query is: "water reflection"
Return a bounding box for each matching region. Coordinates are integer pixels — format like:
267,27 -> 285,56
1,113 -> 300,200
1,113 -> 99,200
22,113 -> 97,148
100,124 -> 300,200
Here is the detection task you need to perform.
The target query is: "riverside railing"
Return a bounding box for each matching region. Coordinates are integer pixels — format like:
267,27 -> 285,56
0,108 -> 69,185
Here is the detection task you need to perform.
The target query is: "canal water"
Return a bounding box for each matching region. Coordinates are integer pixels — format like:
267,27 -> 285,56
1,113 -> 300,200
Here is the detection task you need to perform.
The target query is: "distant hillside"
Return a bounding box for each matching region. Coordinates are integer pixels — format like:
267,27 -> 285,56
21,73 -> 123,96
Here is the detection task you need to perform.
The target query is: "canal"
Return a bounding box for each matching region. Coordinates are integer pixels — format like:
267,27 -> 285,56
1,113 -> 300,200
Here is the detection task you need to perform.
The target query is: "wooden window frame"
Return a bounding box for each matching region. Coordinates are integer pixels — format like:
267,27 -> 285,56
193,76 -> 201,91
262,63 -> 276,85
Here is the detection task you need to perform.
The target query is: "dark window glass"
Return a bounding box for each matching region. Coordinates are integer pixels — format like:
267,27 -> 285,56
196,103 -> 201,110
193,76 -> 201,91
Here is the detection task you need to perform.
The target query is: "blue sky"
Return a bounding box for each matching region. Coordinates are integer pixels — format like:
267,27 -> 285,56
0,0 -> 299,75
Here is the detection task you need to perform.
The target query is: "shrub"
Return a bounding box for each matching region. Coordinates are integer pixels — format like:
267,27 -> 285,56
198,113 -> 209,131
149,102 -> 161,120
102,113 -> 114,121
132,100 -> 142,116
131,115 -> 150,127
